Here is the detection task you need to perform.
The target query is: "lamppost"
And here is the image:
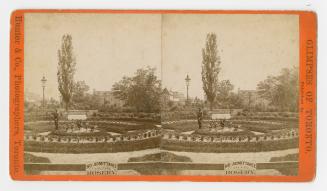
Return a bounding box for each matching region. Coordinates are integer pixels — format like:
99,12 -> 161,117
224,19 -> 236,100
41,75 -> 47,109
185,74 -> 191,105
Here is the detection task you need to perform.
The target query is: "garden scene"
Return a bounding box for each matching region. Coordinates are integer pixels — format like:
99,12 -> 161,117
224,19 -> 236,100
24,13 -> 299,176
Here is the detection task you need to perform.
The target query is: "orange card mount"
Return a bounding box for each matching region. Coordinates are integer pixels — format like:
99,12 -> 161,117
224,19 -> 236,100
10,10 -> 317,181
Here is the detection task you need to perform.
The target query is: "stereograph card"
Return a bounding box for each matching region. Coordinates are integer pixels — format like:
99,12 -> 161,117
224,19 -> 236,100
9,10 -> 317,181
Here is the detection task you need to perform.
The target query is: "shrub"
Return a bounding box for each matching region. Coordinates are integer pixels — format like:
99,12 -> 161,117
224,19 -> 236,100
161,138 -> 298,153
24,137 -> 161,153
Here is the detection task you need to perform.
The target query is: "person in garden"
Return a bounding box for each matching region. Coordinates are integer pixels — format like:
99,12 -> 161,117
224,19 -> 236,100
52,109 -> 59,131
197,108 -> 203,129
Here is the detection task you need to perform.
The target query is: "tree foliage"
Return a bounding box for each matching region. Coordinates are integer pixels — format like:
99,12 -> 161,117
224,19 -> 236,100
228,92 -> 244,109
112,67 -> 162,113
215,80 -> 243,109
257,67 -> 299,111
216,80 -> 234,105
201,33 -> 221,110
57,34 -> 76,110
71,81 -> 91,109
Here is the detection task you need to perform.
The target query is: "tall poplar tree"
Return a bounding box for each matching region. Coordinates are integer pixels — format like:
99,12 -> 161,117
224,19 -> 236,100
57,34 -> 76,111
201,33 -> 221,110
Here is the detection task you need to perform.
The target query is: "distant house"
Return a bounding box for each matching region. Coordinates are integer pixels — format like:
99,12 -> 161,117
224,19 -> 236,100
93,90 -> 125,107
169,90 -> 186,105
238,89 -> 269,110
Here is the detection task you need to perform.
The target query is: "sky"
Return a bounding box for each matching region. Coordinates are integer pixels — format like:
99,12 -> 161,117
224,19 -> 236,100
161,14 -> 299,99
24,13 -> 162,100
24,13 -> 299,100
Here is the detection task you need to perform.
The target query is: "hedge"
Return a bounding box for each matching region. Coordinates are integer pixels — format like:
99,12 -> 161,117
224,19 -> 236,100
161,138 -> 298,153
24,137 -> 161,153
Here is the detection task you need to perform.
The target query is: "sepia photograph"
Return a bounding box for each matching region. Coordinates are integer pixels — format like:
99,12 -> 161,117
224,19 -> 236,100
160,14 -> 299,176
23,12 -> 299,176
24,13 -> 163,175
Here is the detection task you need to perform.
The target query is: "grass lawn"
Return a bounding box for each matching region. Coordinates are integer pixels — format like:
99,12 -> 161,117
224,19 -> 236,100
128,151 -> 192,162
127,152 -> 192,175
270,153 -> 299,162
24,153 -> 50,163
269,153 -> 299,176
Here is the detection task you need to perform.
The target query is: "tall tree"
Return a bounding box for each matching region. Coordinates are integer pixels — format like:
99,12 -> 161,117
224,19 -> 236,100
57,34 -> 76,111
112,67 -> 162,113
216,80 -> 234,108
201,33 -> 221,110
257,66 -> 299,111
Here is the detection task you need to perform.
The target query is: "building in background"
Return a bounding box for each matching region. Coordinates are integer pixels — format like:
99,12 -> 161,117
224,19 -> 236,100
93,90 -> 125,108
169,90 -> 186,105
238,89 -> 270,111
